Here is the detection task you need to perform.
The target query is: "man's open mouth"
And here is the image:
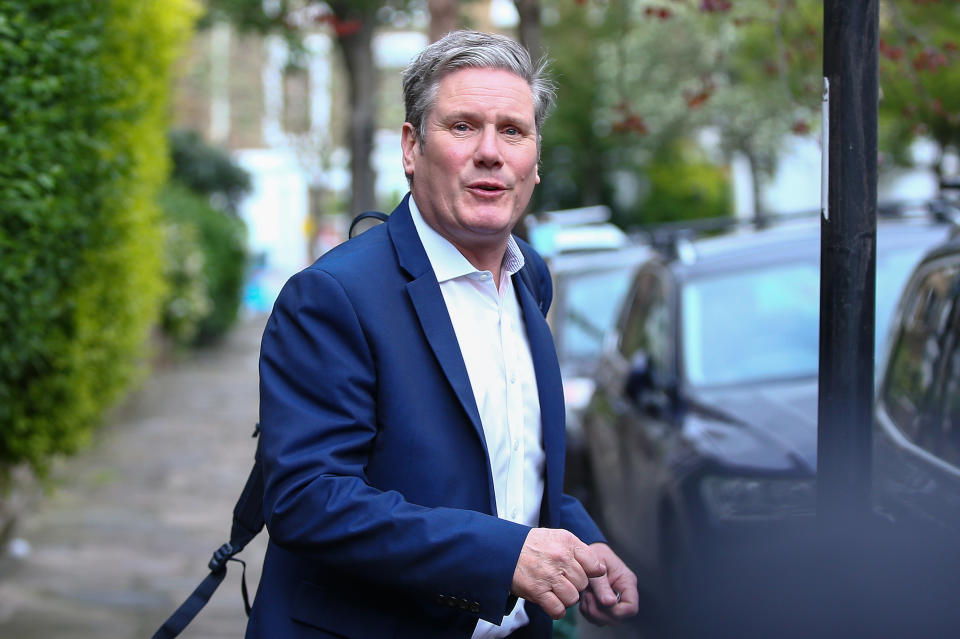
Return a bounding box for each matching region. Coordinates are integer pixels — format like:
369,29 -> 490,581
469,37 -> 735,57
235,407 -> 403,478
469,181 -> 507,192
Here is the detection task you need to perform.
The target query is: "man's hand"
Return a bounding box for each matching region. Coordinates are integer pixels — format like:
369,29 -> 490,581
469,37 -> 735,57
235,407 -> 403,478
511,528 -> 606,620
578,542 -> 639,626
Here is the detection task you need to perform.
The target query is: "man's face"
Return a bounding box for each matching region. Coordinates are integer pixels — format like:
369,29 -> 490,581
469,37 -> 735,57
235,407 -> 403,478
401,67 -> 540,263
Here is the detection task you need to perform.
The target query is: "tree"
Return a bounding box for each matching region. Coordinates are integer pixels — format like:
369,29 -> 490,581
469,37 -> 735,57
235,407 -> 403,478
536,0 -> 956,228
326,1 -> 380,213
712,0 -> 822,222
536,1 -> 737,227
514,0 -> 543,60
878,0 -> 960,178
428,0 -> 459,42
205,0 -> 416,214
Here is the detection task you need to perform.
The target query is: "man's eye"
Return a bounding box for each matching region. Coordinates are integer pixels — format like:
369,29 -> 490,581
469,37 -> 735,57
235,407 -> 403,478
503,127 -> 520,136
453,123 -> 471,132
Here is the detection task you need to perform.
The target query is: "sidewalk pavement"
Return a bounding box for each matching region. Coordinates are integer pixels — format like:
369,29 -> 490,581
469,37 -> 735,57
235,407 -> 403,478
0,315 -> 269,639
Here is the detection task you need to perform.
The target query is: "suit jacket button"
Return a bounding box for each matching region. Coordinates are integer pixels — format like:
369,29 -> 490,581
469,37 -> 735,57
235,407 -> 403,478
471,602 -> 481,613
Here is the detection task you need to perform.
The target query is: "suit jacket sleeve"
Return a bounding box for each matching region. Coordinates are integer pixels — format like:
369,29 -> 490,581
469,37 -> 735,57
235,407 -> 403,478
258,266 -> 530,624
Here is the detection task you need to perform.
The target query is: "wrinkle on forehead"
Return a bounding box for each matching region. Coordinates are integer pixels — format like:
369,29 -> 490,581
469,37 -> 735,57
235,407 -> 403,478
431,69 -> 535,126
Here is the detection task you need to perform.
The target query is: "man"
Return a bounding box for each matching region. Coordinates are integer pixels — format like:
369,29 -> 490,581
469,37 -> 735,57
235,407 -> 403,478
248,30 -> 638,639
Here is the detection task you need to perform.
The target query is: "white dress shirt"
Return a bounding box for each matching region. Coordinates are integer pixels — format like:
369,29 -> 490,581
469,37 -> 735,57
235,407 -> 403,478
410,197 -> 546,639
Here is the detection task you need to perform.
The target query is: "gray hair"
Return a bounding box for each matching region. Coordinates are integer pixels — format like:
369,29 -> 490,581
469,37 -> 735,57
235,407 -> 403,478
402,30 -> 556,149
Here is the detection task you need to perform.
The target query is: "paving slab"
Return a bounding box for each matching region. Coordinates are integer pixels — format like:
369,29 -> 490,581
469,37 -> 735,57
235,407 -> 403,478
0,315 -> 270,639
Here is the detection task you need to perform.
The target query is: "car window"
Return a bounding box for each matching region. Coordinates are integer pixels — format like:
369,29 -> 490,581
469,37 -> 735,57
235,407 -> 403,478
682,262 -> 820,387
558,267 -> 635,364
676,242 -> 937,389
620,271 -> 671,376
882,262 -> 960,443
876,246 -> 936,360
930,310 -> 960,467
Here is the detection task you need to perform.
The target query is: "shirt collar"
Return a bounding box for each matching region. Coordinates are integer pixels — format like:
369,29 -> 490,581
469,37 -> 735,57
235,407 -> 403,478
409,195 -> 525,284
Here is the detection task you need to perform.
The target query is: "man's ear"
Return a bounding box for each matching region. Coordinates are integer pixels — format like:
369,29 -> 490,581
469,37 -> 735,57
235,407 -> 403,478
535,135 -> 542,184
401,122 -> 418,178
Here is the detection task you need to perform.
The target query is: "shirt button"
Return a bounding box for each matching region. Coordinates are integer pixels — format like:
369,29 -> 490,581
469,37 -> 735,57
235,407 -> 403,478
513,439 -> 520,451
511,508 -> 519,519
510,375 -> 517,384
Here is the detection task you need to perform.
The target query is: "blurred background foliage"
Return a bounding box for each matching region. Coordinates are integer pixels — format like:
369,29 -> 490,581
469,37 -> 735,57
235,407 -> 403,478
0,0 -> 200,480
201,0 -> 957,229
0,0 -> 955,488
168,129 -> 252,214
878,0 -> 960,174
161,130 -> 249,348
533,0 -> 821,227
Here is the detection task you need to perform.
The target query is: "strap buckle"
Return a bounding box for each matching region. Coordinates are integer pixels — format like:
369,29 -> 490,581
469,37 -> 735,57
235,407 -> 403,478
208,542 -> 236,572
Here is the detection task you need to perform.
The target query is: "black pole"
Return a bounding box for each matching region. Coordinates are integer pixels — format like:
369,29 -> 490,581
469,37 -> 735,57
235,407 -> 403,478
818,0 -> 879,522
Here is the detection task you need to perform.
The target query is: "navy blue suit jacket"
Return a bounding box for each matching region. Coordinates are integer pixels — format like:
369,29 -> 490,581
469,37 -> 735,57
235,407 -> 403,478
247,195 -> 604,639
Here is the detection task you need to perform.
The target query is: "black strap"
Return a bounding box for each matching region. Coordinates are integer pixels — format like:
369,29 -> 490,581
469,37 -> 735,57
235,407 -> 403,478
152,567 -> 228,639
349,211 -> 390,239
151,425 -> 264,639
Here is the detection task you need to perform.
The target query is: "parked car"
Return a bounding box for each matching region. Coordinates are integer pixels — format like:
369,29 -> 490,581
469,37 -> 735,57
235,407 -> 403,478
576,214 -> 953,602
874,229 -> 960,531
526,207 -> 653,499
546,243 -> 651,502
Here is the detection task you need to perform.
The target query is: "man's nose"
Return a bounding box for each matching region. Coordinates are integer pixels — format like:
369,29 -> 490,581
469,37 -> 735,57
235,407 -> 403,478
473,125 -> 503,168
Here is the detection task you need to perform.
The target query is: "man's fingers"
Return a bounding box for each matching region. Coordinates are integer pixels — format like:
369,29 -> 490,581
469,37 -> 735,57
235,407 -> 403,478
588,571 -> 619,607
564,565 -> 589,593
610,578 -> 640,617
573,543 -> 606,579
539,591 -> 568,620
513,528 -> 611,620
578,542 -> 641,626
579,591 -> 616,626
551,577 -> 581,609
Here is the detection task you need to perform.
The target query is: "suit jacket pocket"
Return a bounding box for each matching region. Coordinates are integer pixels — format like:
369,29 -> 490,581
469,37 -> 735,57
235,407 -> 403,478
291,579 -> 399,639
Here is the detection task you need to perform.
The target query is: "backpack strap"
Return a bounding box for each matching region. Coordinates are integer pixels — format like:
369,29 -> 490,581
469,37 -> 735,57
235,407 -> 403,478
348,210 -> 390,239
151,425 -> 265,639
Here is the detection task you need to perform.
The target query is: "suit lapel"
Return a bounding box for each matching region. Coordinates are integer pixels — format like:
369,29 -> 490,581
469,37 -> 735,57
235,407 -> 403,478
387,196 -> 566,520
404,277 -> 485,441
386,197 -> 492,498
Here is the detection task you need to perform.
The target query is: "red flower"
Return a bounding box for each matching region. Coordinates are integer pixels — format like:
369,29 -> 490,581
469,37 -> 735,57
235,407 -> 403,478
700,0 -> 732,12
613,112 -> 649,135
912,48 -> 948,72
879,39 -> 905,62
644,6 -> 673,19
317,14 -> 363,38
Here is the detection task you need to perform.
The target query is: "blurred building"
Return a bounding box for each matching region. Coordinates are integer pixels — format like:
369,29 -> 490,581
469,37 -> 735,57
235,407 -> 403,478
172,0 -> 520,312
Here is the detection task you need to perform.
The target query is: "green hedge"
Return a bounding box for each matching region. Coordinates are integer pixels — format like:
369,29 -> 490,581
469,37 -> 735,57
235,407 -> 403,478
159,182 -> 247,346
0,0 -> 199,478
169,129 -> 251,214
161,213 -> 213,345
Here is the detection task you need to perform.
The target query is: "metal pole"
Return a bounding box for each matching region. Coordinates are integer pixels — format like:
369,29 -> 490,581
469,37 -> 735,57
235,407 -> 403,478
818,0 -> 879,521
